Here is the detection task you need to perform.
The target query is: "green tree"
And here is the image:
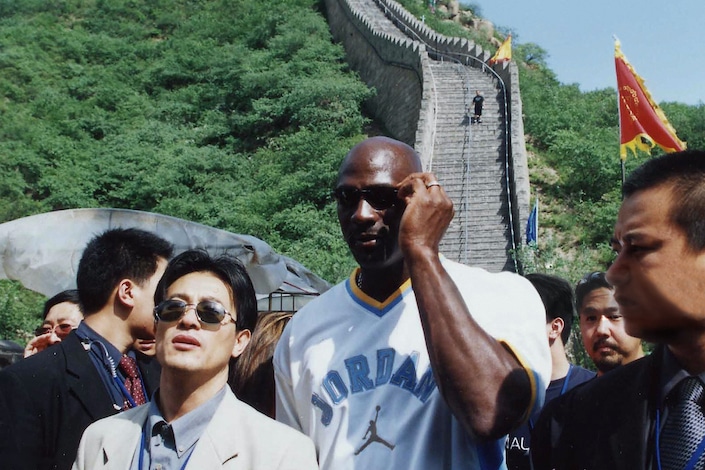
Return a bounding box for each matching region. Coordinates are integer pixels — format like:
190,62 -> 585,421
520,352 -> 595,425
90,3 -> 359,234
0,0 -> 375,339
0,281 -> 44,344
661,101 -> 705,150
514,42 -> 549,68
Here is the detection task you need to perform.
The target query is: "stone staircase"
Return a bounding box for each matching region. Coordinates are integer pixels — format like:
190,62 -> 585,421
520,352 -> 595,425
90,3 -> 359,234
427,63 -> 514,271
328,0 -> 519,272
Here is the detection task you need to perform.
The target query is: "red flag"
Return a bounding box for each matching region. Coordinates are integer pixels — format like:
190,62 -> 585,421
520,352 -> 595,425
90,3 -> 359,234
489,35 -> 511,65
615,39 -> 685,160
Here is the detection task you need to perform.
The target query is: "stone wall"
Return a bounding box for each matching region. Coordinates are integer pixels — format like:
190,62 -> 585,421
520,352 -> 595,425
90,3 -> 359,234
493,60 -> 531,243
323,0 -> 531,256
374,0 -> 490,64
324,0 -> 427,147
373,0 -> 530,238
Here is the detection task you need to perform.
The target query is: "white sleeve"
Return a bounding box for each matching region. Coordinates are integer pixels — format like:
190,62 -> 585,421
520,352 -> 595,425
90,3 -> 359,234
273,323 -> 304,432
487,272 -> 552,417
446,263 -> 552,418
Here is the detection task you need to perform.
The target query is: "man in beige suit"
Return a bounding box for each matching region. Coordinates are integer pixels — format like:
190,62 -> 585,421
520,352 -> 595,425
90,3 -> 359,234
73,250 -> 318,470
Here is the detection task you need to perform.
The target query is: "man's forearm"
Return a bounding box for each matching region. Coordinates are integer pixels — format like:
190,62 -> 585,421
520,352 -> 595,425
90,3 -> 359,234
406,250 -> 531,439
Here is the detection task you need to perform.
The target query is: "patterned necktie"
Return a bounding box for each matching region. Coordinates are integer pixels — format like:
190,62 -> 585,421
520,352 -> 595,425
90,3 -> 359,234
118,355 -> 147,409
660,376 -> 705,470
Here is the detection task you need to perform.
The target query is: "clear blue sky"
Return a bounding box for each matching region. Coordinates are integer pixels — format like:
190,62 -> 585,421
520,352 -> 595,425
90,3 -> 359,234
475,0 -> 705,105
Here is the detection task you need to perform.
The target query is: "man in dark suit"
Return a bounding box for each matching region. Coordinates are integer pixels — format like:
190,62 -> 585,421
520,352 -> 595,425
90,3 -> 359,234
506,274 -> 595,470
531,150 -> 705,470
0,228 -> 173,470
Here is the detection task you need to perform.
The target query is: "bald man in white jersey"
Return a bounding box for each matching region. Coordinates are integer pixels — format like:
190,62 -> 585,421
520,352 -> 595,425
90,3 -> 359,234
274,136 -> 551,469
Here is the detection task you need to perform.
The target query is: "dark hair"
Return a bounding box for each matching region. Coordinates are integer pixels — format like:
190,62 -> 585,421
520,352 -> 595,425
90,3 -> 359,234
623,150 -> 705,251
154,249 -> 257,333
574,271 -> 611,314
77,228 -> 173,315
43,289 -> 81,319
230,310 -> 293,417
526,273 -> 574,344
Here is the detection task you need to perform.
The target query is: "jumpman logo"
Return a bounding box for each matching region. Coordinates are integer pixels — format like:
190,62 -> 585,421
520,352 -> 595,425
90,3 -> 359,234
354,405 -> 395,455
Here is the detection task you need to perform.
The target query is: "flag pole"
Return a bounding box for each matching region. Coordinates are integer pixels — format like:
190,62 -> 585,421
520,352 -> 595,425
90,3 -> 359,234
614,35 -> 626,189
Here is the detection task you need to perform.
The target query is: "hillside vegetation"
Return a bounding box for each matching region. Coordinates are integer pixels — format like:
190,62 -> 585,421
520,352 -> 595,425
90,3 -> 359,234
1,0 -> 704,348
0,0 -> 371,341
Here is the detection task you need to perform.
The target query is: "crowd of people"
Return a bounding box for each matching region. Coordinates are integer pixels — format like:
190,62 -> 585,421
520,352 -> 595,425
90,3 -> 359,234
0,136 -> 704,470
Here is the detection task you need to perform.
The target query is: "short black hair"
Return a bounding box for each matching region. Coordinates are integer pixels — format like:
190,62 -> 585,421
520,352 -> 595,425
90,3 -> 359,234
77,228 -> 174,314
623,150 -> 705,251
154,249 -> 257,332
526,273 -> 574,344
42,289 -> 81,319
575,271 -> 611,314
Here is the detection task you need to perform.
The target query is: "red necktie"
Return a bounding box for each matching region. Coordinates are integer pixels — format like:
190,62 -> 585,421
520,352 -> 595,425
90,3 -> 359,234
118,355 -> 147,409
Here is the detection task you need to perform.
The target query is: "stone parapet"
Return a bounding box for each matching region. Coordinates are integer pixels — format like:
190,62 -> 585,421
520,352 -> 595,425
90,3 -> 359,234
323,0 -> 530,271
324,0 -> 427,146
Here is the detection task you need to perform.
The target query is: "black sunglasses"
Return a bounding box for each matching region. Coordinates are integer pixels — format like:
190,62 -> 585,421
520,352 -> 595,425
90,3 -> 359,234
154,299 -> 233,325
577,271 -> 605,286
35,323 -> 75,338
333,186 -> 399,211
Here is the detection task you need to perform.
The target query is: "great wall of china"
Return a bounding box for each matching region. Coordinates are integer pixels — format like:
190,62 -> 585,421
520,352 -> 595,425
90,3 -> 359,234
323,0 -> 531,272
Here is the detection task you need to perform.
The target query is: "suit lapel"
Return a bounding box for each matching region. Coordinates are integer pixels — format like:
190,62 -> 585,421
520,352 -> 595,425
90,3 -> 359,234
63,333 -> 119,420
99,407 -> 149,469
188,391 -> 243,468
607,351 -> 661,469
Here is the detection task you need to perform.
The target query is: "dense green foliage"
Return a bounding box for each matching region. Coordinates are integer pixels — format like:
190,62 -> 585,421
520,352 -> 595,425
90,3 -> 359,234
0,281 -> 45,345
1,0 -> 373,267
0,0 -> 372,341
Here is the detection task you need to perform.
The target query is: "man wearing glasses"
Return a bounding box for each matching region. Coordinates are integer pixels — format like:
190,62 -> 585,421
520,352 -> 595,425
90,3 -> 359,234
274,136 -> 551,469
24,289 -> 83,358
73,250 -> 317,469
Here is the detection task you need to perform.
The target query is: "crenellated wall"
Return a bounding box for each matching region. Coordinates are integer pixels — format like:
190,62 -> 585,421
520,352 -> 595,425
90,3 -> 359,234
493,60 -> 531,238
323,0 -> 531,263
324,0 -> 427,147
371,0 -> 530,224
373,0 -> 491,64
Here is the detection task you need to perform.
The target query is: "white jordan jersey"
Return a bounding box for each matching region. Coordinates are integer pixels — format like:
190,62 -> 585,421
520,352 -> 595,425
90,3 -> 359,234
274,258 -> 551,470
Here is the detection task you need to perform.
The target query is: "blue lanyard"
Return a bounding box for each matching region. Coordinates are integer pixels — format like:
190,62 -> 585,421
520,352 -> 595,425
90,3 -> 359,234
559,364 -> 574,396
80,334 -> 144,409
138,422 -> 194,470
114,375 -> 138,409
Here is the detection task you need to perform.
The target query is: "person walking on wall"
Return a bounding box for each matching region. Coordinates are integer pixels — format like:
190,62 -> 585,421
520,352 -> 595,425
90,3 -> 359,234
471,90 -> 484,124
